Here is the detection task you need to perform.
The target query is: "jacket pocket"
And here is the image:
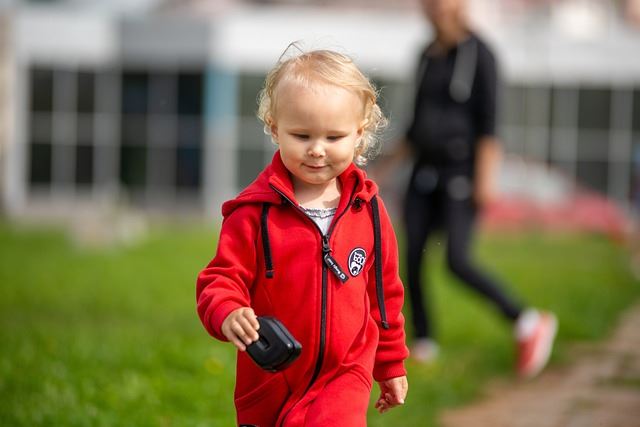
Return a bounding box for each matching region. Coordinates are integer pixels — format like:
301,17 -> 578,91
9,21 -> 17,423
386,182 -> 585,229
235,372 -> 290,427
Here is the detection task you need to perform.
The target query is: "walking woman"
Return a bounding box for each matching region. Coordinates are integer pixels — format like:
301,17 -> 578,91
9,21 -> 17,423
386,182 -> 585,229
383,0 -> 557,378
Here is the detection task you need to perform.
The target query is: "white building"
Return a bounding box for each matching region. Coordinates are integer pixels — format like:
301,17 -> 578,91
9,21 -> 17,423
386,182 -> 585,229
1,0 -> 640,221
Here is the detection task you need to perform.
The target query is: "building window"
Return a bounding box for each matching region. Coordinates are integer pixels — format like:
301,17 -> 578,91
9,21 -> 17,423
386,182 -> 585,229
75,145 -> 93,185
27,65 -> 204,203
28,67 -> 114,190
633,89 -> 640,134
77,71 -> 95,114
122,71 -> 149,115
371,76 -> 410,143
177,72 -> 203,116
503,85 -> 527,127
550,86 -> 578,129
29,143 -> 52,184
578,88 -> 610,131
498,83 -> 623,196
176,116 -> 202,189
237,73 -> 273,189
577,161 -> 608,194
30,68 -> 53,113
120,69 -> 204,199
176,146 -> 201,188
28,68 -> 54,187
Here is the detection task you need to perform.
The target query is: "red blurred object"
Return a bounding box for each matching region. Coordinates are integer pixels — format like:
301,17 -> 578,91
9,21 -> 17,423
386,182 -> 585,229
481,192 -> 629,240
480,160 -> 630,241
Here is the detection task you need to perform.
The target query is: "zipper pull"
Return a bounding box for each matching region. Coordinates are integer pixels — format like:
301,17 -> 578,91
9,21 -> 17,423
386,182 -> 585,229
322,236 -> 331,254
322,236 -> 348,283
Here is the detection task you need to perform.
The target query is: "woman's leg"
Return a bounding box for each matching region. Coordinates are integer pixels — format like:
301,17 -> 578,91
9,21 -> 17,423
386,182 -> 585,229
444,197 -> 522,321
404,187 -> 437,339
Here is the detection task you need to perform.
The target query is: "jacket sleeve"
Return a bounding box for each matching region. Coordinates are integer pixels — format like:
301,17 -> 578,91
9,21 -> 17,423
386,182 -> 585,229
473,41 -> 499,139
196,205 -> 260,341
405,49 -> 429,144
366,196 -> 409,382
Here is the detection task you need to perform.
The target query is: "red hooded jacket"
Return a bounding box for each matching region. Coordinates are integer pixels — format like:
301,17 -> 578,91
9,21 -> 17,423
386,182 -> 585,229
196,151 -> 408,426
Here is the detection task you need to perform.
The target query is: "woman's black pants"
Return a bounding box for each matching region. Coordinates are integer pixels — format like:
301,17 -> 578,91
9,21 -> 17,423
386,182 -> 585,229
403,177 -> 522,340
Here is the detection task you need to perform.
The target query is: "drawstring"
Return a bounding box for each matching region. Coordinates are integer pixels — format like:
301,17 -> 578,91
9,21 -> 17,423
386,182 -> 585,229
261,198 -> 389,329
370,196 -> 390,330
449,37 -> 477,103
261,203 -> 274,279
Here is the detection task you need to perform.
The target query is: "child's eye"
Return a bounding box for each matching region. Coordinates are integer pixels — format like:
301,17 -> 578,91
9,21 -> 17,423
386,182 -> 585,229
327,135 -> 345,141
292,133 -> 309,140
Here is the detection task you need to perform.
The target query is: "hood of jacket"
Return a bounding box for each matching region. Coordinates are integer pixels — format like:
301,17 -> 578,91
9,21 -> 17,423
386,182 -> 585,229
221,150 -> 378,218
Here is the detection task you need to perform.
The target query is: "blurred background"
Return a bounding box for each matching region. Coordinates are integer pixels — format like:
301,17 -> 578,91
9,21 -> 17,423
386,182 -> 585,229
1,0 -> 640,228
1,0 -> 639,426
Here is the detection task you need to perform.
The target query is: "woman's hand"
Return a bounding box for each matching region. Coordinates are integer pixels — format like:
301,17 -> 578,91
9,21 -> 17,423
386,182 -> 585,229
473,173 -> 498,207
474,136 -> 502,208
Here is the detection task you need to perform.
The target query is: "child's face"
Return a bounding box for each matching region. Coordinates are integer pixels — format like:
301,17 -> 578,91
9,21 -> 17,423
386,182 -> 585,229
270,80 -> 364,191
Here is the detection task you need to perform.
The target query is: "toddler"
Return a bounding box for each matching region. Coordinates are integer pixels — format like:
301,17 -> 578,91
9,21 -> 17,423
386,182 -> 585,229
196,46 -> 409,426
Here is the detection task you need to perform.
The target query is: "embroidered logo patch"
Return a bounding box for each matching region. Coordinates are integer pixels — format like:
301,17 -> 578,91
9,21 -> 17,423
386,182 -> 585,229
348,248 -> 367,277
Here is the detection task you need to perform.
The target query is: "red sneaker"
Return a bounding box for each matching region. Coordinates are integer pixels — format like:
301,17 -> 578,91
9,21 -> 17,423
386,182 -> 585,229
515,310 -> 558,379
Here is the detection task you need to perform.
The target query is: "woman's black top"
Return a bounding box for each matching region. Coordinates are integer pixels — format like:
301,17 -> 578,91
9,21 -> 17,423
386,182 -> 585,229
406,33 -> 498,175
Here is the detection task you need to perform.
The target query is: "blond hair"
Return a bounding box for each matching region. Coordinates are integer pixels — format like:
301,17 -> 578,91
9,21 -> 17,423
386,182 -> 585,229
257,46 -> 387,166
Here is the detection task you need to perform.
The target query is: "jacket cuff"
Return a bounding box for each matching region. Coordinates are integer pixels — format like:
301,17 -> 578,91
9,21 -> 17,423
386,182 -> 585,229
210,300 -> 245,341
373,361 -> 407,382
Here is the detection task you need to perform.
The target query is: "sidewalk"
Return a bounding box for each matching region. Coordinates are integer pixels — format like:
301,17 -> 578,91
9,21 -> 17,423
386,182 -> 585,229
441,305 -> 640,427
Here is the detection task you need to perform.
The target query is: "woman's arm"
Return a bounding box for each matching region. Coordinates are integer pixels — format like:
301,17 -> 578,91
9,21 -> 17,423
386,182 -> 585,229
474,135 -> 502,207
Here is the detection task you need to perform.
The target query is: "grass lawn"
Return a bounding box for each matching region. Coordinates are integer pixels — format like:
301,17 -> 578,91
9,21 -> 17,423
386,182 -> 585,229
0,222 -> 638,426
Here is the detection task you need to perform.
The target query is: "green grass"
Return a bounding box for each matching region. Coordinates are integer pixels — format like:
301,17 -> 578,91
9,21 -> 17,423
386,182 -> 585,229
0,223 -> 637,426
368,231 -> 640,426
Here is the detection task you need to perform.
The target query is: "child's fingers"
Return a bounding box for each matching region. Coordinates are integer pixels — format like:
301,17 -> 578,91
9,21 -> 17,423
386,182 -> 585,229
236,315 -> 260,342
375,395 -> 388,407
375,392 -> 394,413
221,321 -> 242,350
387,390 -> 405,405
384,393 -> 399,408
375,398 -> 389,413
227,334 -> 247,351
376,392 -> 403,413
230,320 -> 257,345
243,309 -> 260,331
221,308 -> 260,351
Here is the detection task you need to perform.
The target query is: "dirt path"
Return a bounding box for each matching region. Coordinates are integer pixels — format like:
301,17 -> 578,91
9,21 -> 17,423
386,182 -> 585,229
441,305 -> 640,427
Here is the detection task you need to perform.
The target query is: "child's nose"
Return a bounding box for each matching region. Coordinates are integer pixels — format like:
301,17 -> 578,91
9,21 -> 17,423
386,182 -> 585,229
308,141 -> 326,157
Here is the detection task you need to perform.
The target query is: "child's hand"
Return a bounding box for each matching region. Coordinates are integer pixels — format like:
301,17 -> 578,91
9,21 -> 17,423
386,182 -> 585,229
374,375 -> 408,414
221,307 -> 260,351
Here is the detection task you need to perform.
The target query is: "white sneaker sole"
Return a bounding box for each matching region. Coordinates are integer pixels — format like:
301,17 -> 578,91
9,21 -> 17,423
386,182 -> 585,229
523,314 -> 558,379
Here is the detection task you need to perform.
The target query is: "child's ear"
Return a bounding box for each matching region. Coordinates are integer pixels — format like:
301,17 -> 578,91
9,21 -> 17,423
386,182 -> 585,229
358,118 -> 368,136
270,124 -> 279,143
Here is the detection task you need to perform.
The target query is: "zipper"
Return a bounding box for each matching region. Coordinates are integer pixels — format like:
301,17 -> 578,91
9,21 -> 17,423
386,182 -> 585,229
322,235 -> 348,283
269,183 -> 357,425
305,239 -> 329,392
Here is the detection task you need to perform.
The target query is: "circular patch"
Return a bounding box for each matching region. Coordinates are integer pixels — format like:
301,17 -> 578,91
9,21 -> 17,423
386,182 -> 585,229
348,248 -> 367,277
